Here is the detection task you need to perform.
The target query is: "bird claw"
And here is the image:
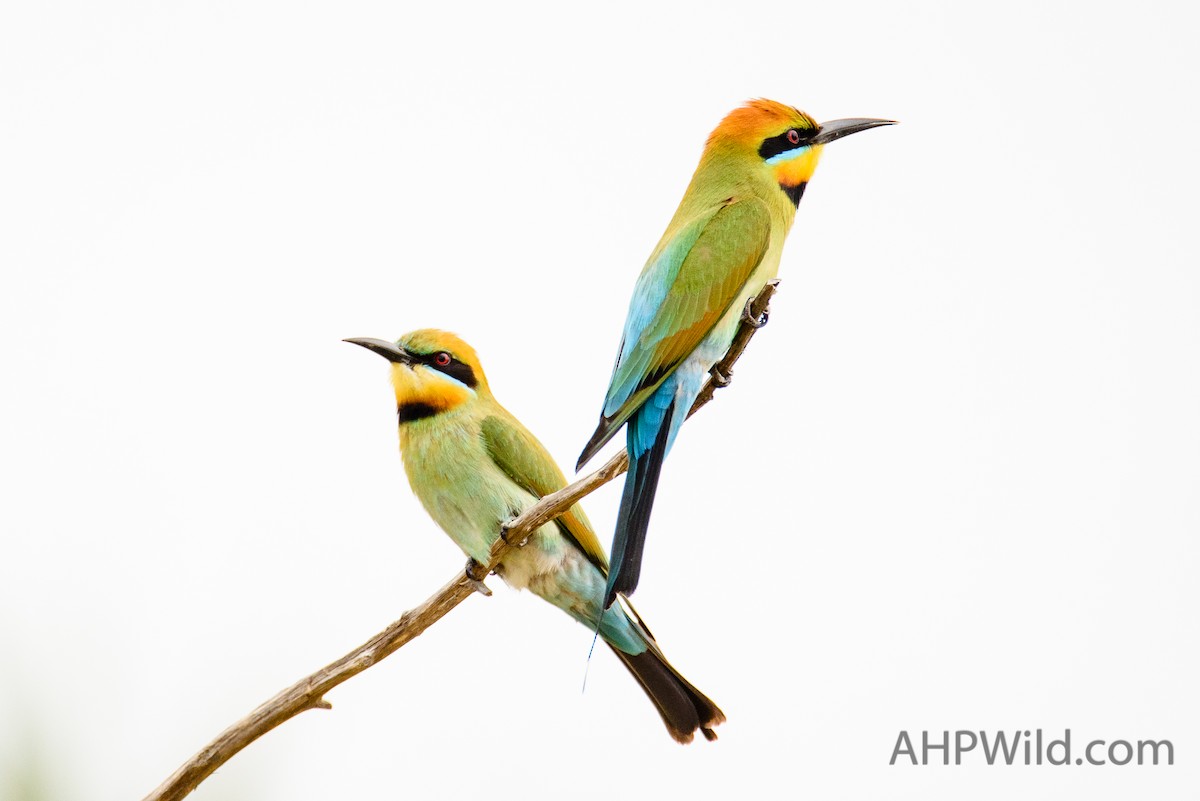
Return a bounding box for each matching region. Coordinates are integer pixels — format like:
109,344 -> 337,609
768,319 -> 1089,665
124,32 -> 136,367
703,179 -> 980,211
709,366 -> 732,387
741,296 -> 769,329
464,558 -> 492,596
499,520 -> 529,547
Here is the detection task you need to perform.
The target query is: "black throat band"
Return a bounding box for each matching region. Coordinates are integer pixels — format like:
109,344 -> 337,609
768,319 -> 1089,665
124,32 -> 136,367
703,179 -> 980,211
782,181 -> 807,207
397,402 -> 440,423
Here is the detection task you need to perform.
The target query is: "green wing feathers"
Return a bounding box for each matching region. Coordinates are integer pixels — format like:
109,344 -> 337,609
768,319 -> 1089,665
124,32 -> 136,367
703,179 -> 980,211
593,199 -> 773,450
480,413 -> 610,573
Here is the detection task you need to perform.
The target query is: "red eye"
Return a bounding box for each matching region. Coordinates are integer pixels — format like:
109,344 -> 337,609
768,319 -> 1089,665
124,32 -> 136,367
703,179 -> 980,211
787,129 -> 801,145
434,352 -> 451,367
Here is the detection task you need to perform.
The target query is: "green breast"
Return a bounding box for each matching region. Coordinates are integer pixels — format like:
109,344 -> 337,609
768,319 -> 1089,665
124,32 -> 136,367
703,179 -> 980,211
400,412 -> 521,564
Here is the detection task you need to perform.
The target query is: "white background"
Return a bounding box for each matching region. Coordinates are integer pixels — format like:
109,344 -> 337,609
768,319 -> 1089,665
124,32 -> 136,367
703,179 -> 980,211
1,1 -> 1197,799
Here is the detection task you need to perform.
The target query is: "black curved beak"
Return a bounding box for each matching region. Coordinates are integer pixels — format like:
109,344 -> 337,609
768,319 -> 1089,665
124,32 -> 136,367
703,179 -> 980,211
344,337 -> 413,365
812,118 -> 896,146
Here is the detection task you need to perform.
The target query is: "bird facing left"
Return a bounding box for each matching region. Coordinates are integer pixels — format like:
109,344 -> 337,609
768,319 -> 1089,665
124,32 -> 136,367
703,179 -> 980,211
345,329 -> 725,744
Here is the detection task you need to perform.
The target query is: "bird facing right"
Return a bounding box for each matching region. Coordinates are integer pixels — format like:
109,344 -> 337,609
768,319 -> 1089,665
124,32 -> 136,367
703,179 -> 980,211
578,99 -> 895,608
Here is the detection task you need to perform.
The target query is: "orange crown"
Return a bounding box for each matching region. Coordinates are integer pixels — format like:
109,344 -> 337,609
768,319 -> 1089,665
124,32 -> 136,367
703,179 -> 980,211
707,99 -> 818,149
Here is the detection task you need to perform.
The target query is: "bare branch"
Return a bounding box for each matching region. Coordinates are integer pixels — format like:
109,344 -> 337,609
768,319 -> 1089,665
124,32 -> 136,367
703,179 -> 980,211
142,281 -> 782,801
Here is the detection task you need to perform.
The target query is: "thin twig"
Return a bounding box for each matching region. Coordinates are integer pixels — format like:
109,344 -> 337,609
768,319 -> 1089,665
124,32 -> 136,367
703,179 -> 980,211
142,281 -> 782,801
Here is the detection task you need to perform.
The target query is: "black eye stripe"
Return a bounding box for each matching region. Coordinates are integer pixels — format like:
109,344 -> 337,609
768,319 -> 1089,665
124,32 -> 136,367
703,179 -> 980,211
758,128 -> 815,160
406,349 -> 479,388
436,359 -> 478,388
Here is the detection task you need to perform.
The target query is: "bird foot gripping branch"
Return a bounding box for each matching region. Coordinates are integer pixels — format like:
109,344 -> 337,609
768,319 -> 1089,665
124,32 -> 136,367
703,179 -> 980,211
463,558 -> 492,597
740,294 -> 770,329
707,286 -> 778,389
499,521 -> 531,548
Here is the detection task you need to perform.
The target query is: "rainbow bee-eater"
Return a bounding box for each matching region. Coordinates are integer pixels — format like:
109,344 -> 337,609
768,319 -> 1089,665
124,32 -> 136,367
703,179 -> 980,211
578,99 -> 894,608
346,329 -> 724,743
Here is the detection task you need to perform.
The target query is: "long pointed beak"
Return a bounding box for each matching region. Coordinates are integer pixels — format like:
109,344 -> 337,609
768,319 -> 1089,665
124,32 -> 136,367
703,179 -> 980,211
812,117 -> 896,146
343,337 -> 414,365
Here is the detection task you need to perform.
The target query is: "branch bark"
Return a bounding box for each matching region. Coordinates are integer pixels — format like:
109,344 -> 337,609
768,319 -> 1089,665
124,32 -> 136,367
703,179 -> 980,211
142,280 -> 781,801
